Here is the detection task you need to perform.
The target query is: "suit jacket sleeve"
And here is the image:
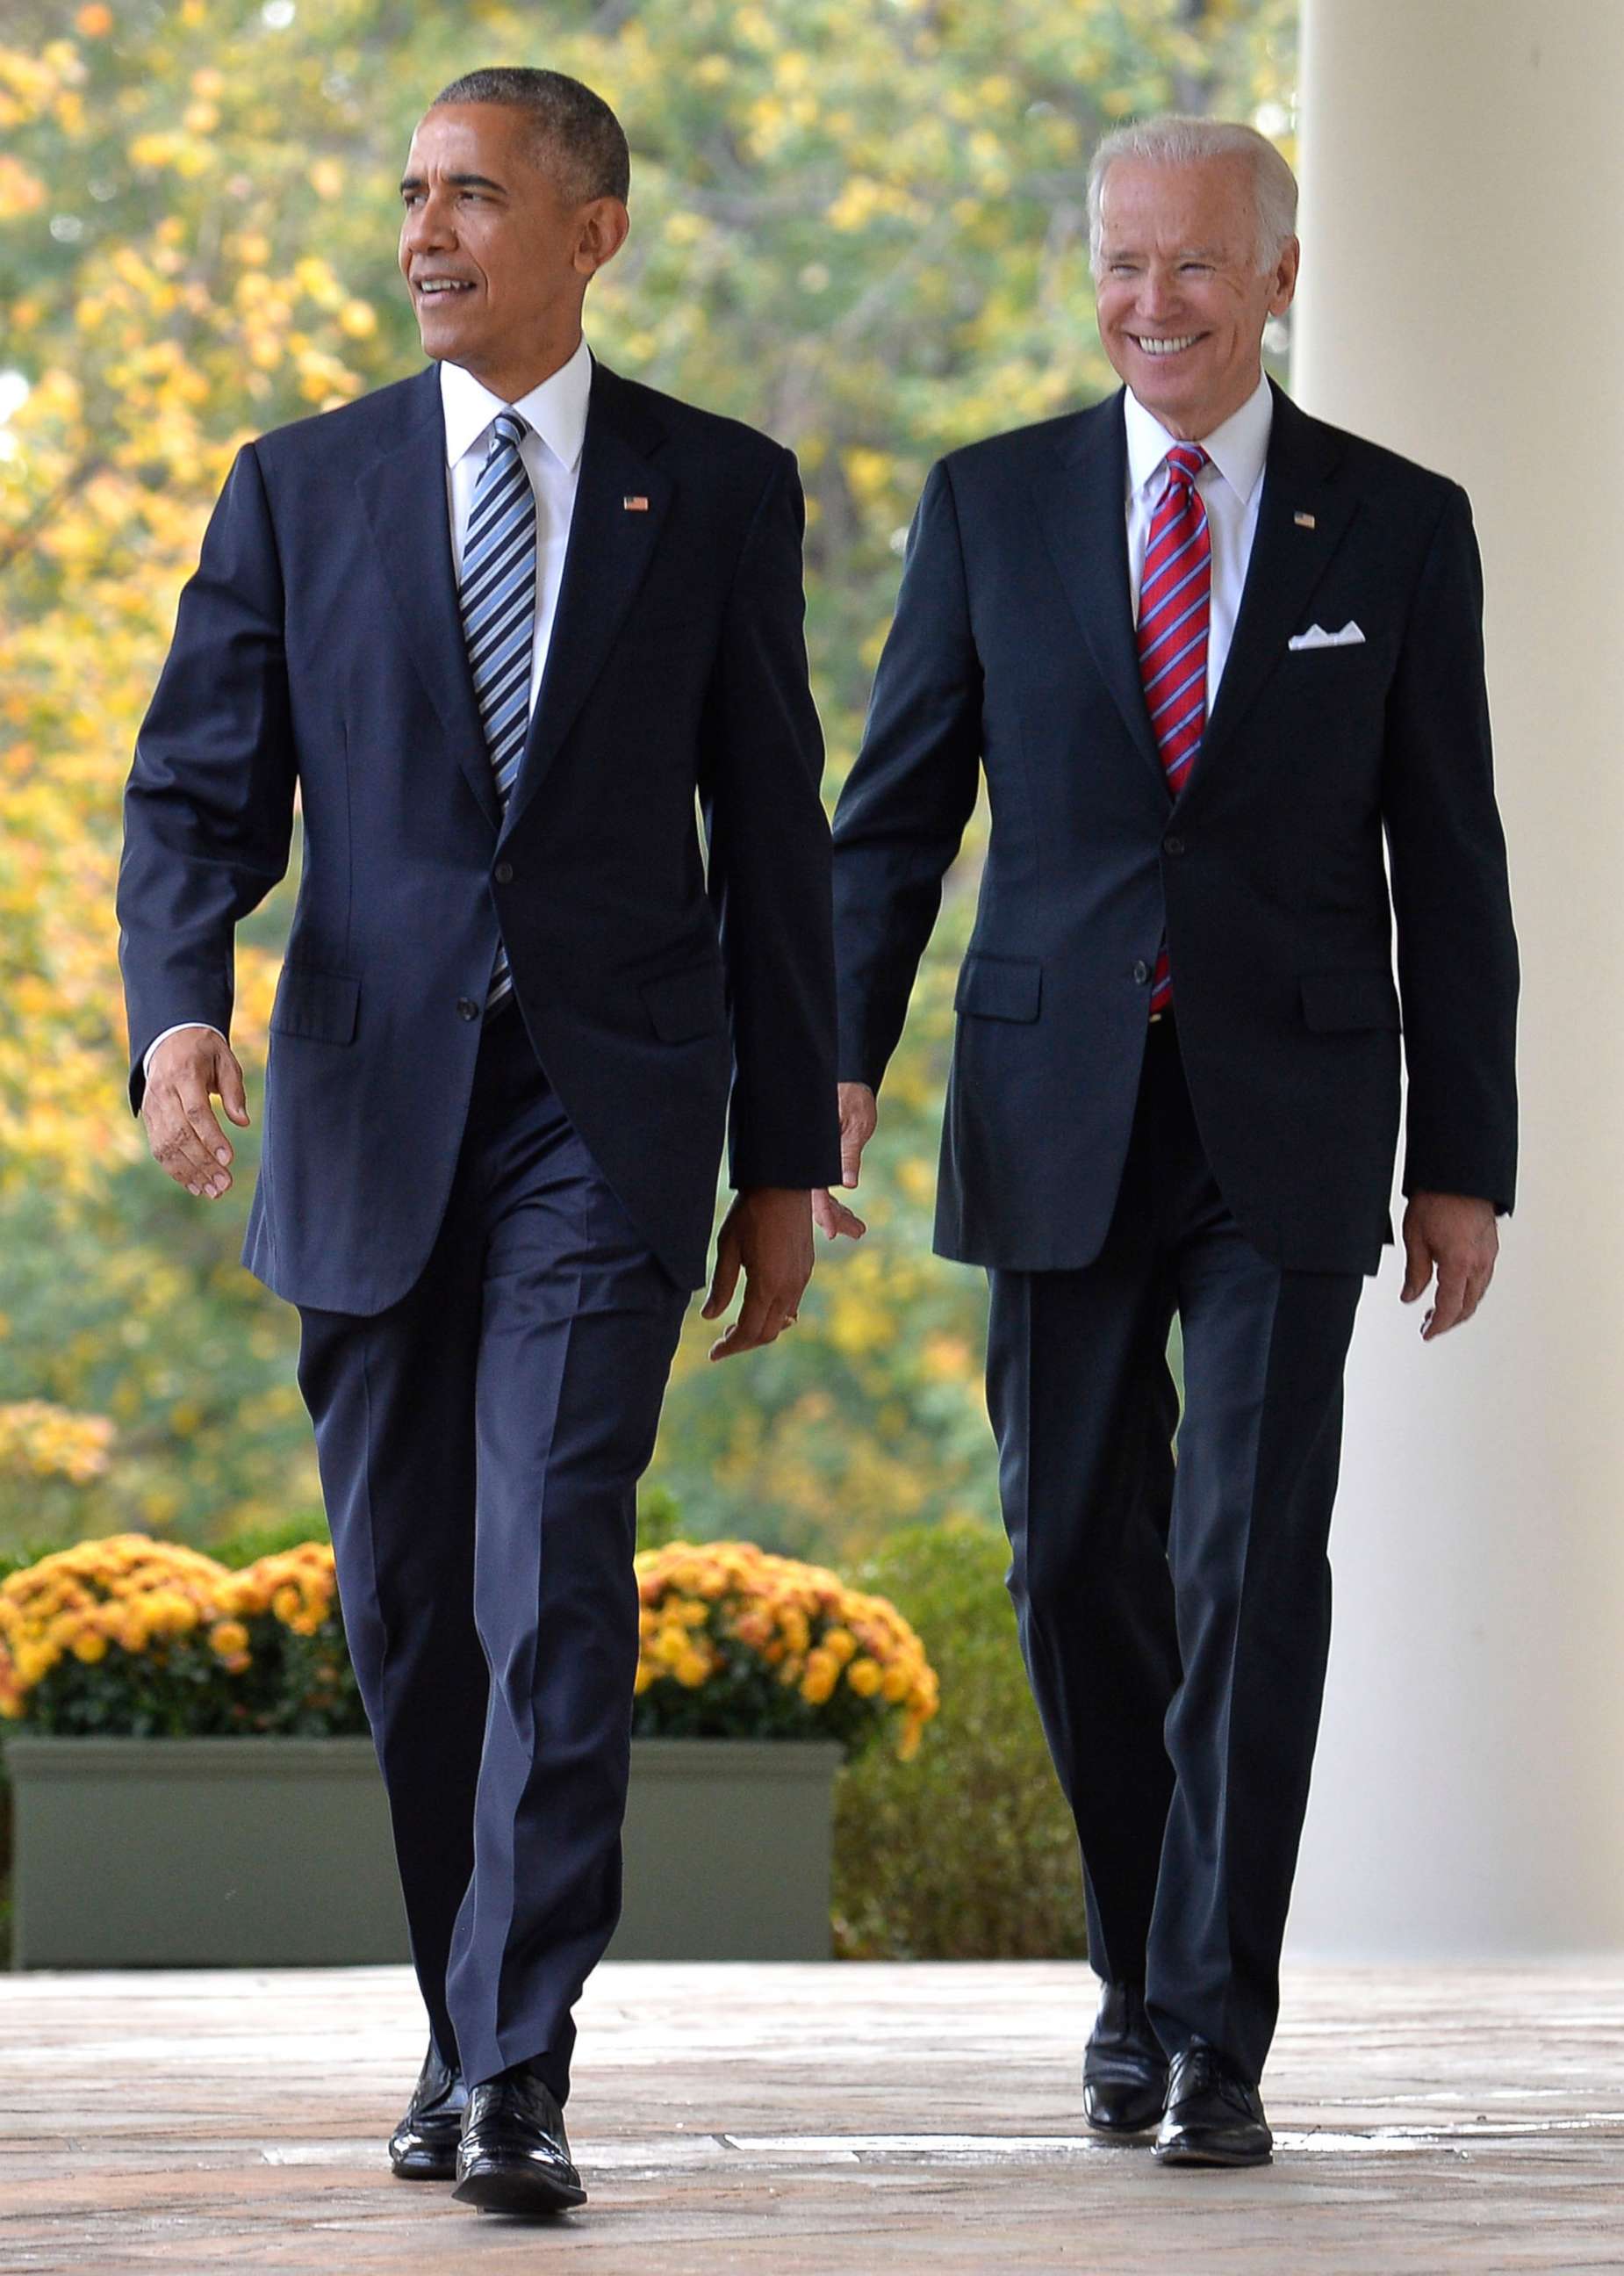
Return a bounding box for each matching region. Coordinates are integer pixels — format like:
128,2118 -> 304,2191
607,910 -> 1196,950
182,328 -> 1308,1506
830,458 -> 982,1093
117,442 -> 298,1113
1382,482 -> 1519,1210
699,447 -> 842,1192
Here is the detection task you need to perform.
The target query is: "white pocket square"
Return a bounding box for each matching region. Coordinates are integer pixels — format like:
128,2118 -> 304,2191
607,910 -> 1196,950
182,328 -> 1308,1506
1288,621 -> 1365,651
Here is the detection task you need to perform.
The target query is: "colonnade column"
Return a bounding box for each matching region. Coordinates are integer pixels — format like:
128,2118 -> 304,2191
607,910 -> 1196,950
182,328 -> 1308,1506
1286,0 -> 1624,1954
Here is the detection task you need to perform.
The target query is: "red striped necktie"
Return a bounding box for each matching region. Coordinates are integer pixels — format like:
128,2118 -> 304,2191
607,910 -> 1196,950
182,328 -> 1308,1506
1137,443 -> 1211,1019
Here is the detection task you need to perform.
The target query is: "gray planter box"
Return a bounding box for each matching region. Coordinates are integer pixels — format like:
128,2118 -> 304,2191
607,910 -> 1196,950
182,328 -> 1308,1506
4,1733 -> 841,1969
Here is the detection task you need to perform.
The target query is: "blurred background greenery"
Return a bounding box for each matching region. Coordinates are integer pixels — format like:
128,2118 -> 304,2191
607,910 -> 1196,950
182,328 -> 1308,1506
0,0 -> 1291,1562
1,0 -> 1294,1955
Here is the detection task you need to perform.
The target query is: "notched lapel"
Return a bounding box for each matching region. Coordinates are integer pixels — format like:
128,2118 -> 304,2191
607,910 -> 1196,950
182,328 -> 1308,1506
1196,387 -> 1360,780
1031,397 -> 1168,789
354,368 -> 499,831
502,372 -> 672,835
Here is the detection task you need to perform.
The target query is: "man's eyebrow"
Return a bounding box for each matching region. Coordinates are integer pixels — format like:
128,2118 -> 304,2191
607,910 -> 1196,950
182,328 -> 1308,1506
399,171 -> 508,194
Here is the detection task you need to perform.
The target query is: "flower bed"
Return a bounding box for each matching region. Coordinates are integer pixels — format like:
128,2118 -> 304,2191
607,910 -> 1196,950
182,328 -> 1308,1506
1,1531 -> 939,1967
1,1533 -> 939,1759
632,1539 -> 938,1759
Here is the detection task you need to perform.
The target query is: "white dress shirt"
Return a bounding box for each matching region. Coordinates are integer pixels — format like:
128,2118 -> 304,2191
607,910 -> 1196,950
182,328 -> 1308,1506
1123,369 -> 1273,706
145,340 -> 594,1079
441,334 -> 592,718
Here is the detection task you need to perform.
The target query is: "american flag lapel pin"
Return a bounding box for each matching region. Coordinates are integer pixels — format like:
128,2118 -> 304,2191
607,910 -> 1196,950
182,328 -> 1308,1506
622,493 -> 650,512
1294,510 -> 1317,529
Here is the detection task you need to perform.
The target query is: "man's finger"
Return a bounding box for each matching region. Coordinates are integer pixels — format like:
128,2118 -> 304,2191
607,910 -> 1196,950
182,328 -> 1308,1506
839,1126 -> 866,1189
148,1101 -> 216,1194
1457,1258 -> 1498,1327
812,1190 -> 867,1241
218,1051 -> 251,1129
709,1280 -> 782,1361
701,1229 -> 742,1320
1400,1220 -> 1434,1305
176,1082 -> 234,1193
1423,1261 -> 1470,1339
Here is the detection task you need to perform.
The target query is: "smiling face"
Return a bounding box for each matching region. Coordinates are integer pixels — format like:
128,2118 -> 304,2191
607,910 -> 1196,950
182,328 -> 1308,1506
397,102 -> 629,402
1094,155 -> 1297,440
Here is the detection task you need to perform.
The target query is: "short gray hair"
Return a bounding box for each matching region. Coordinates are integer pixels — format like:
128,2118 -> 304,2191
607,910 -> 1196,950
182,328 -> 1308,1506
1087,115 -> 1297,277
432,66 -> 630,204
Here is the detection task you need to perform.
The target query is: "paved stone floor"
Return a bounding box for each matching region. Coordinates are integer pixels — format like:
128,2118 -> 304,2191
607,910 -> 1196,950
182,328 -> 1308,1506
1,1961 -> 1622,2273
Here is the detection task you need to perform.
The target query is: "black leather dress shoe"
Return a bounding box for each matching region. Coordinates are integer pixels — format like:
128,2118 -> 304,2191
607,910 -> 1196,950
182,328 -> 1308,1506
1083,1981 -> 1168,2135
388,2040 -> 467,2180
1153,2042 -> 1273,2167
452,2059 -> 586,2215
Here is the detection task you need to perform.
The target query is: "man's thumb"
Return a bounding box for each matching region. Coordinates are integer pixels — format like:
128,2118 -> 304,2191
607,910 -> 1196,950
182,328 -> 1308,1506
218,1051 -> 251,1127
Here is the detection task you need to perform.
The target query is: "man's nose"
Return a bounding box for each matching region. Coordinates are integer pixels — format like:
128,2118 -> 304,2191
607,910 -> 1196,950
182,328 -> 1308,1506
1138,265 -> 1181,317
402,193 -> 455,255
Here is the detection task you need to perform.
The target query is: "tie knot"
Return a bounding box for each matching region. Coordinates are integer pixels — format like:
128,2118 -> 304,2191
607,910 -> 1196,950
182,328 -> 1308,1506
1164,443 -> 1209,490
489,409 -> 528,454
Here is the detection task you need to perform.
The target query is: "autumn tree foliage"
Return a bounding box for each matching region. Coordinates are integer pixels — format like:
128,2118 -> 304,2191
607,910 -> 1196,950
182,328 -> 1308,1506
0,0 -> 1294,1554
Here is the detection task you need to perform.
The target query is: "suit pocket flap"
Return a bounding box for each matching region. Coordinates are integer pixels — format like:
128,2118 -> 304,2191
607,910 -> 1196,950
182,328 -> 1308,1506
269,966 -> 360,1044
640,958 -> 726,1044
1299,969 -> 1401,1032
955,954 -> 1043,1023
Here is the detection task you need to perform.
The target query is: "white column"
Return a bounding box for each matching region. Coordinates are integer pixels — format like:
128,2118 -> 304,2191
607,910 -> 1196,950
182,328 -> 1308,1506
1286,0 -> 1624,1954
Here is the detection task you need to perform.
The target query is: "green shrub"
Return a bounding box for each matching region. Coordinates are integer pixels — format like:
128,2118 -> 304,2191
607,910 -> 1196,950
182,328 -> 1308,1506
832,1521 -> 1089,1960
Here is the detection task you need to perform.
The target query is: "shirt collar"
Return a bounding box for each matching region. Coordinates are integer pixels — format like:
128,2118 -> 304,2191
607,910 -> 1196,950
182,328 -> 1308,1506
439,335 -> 593,474
1123,369 -> 1273,506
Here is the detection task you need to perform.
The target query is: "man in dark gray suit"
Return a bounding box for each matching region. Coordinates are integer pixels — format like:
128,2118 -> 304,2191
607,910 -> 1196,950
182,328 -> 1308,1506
819,116 -> 1517,2168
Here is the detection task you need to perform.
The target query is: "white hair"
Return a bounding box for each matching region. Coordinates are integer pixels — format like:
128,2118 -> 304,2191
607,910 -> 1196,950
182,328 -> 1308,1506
1087,114 -> 1298,277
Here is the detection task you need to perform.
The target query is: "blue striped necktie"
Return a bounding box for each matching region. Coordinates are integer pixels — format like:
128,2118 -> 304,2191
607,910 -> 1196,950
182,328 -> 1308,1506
459,407 -> 535,1011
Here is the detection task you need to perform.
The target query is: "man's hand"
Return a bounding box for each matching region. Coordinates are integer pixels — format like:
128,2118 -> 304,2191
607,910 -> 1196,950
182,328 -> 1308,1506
1401,1191 -> 1499,1340
811,1083 -> 877,1242
141,1027 -> 250,1200
701,1187 -> 816,1361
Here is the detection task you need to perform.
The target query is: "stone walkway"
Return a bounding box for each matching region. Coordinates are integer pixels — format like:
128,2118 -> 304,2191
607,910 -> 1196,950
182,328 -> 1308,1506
2,1961 -> 1622,2272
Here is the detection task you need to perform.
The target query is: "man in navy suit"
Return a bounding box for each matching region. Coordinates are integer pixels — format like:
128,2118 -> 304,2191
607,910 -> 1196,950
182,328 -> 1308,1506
119,68 -> 840,2216
820,118 -> 1517,2166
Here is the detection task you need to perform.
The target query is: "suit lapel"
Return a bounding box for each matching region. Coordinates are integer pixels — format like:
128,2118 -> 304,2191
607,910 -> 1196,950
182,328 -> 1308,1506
501,363 -> 672,837
1194,383 -> 1358,781
1031,393 -> 1168,790
354,367 -> 500,831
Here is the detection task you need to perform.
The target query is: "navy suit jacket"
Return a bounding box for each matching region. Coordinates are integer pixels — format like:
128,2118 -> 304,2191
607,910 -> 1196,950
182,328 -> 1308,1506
119,359 -> 842,1312
831,383 -> 1519,1277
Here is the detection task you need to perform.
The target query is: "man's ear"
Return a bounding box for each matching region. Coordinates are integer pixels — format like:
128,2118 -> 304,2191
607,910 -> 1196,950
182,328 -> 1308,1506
576,198 -> 630,278
1268,235 -> 1301,319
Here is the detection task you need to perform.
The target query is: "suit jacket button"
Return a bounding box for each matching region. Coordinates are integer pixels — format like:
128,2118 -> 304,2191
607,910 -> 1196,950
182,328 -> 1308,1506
494,861 -> 514,885
1133,960 -> 1151,985
1164,833 -> 1186,856
456,998 -> 480,1021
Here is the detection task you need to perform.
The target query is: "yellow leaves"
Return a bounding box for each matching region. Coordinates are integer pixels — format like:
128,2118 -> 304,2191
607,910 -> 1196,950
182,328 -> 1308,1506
293,255 -> 341,308
922,1333 -> 973,1382
0,1401 -> 115,1484
76,5 -> 114,35
309,158 -> 344,200
826,175 -> 881,231
0,154 -> 45,218
128,130 -> 209,175
337,298 -> 376,339
841,445 -> 893,503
